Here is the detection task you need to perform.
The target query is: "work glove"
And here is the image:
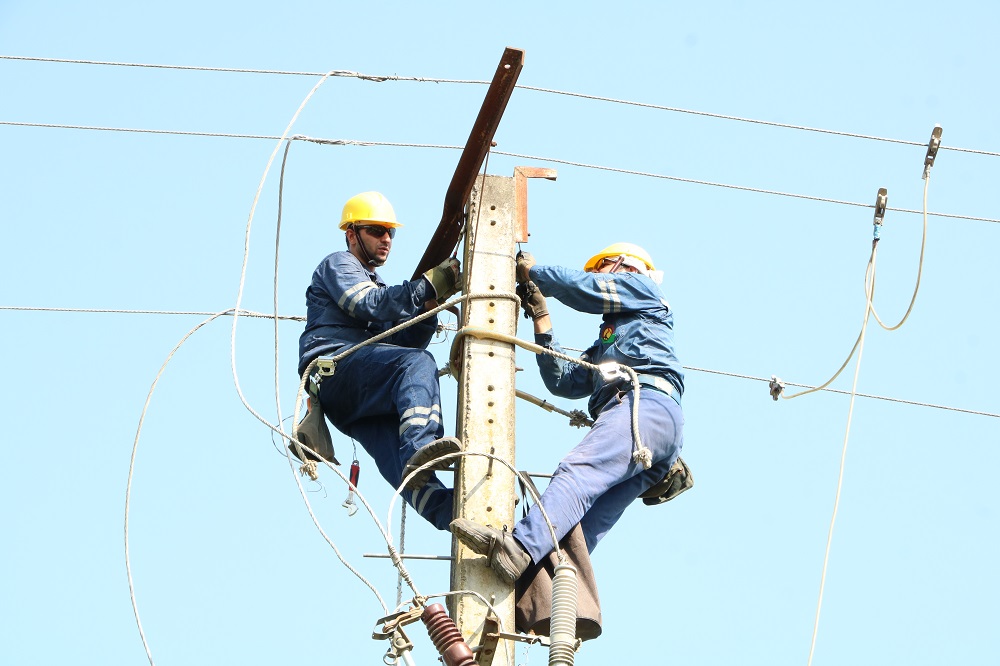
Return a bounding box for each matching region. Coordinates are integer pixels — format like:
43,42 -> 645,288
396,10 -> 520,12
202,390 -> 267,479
424,257 -> 462,300
515,251 -> 535,283
516,280 -> 549,321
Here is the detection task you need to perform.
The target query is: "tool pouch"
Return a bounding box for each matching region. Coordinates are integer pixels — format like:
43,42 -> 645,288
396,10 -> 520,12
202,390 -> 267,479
640,456 -> 693,506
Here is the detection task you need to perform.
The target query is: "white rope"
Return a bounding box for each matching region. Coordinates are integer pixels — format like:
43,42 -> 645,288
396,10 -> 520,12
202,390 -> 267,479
286,293 -> 521,598
451,327 -> 652,468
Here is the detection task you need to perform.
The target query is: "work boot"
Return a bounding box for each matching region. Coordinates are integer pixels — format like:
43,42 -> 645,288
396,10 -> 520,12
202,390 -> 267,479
401,437 -> 462,491
450,518 -> 531,583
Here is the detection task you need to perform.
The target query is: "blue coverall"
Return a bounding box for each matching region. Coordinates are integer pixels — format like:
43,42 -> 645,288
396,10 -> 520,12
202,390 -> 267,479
512,264 -> 686,562
298,250 -> 453,530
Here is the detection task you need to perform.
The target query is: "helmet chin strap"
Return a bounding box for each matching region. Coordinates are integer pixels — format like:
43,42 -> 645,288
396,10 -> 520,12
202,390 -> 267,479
351,225 -> 386,267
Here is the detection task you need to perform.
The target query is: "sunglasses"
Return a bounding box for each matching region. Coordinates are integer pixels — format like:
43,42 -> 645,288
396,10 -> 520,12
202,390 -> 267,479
591,256 -> 625,272
355,225 -> 395,239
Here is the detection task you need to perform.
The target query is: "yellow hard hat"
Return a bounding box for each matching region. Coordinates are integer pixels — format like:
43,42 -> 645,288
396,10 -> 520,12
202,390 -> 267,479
583,242 -> 656,272
338,191 -> 403,230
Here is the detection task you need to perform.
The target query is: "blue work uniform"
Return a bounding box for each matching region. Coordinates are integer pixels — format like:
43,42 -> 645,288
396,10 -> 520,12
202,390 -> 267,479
298,250 -> 453,530
512,264 -> 686,561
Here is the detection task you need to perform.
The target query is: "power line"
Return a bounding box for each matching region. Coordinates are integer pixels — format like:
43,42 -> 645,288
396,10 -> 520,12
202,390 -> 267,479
2,54 -> 998,158
490,148 -> 1000,224
1,304 -> 992,419
0,305 -> 304,320
687,365 -> 999,419
3,120 -> 998,225
0,54 -> 485,84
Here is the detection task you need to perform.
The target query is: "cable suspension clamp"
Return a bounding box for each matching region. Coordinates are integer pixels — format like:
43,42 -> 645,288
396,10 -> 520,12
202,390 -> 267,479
768,375 -> 785,401
872,187 -> 888,242
923,124 -> 943,179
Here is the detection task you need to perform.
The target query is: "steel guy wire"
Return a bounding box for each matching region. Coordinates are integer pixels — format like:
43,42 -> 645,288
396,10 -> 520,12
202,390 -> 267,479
3,121 -> 997,224
3,54 -> 997,157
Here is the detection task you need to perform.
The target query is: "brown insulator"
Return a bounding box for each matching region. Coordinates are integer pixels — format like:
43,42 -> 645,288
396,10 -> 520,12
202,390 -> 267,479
421,603 -> 476,666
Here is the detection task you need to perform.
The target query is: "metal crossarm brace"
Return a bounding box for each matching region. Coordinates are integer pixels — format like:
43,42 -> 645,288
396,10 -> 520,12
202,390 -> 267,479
411,47 -> 524,279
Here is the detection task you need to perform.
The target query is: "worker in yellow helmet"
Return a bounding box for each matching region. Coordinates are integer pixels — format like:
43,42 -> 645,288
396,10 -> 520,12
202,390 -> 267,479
296,191 -> 464,530
452,242 -> 691,582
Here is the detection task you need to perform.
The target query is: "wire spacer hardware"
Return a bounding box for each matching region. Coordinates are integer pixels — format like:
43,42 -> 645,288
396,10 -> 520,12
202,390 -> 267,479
872,187 -> 888,242
923,124 -> 943,179
768,375 -> 785,401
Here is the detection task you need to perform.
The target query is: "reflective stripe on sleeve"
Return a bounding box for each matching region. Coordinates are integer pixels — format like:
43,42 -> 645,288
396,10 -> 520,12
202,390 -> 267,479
337,282 -> 376,317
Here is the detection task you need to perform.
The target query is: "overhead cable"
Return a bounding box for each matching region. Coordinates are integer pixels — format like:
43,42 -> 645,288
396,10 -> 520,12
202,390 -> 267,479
0,305 -> 988,422
2,121 -> 997,224
2,54 -> 997,157
1,305 -> 994,419
0,305 -> 304,320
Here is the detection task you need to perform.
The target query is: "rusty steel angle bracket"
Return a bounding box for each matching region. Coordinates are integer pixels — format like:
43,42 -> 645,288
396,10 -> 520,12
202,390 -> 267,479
514,166 -> 557,243
411,47 -> 525,279
475,613 -> 501,666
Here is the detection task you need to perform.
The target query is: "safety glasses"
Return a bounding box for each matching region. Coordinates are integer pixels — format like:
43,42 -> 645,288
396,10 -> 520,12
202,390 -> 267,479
592,256 -> 625,273
355,225 -> 396,239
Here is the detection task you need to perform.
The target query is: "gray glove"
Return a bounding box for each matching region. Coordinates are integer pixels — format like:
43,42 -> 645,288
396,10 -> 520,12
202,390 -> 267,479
424,257 -> 462,300
516,280 -> 548,321
515,251 -> 536,283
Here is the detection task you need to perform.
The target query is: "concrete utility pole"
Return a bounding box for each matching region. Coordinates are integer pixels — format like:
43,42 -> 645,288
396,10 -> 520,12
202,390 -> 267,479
450,173 -> 519,663
449,167 -> 555,665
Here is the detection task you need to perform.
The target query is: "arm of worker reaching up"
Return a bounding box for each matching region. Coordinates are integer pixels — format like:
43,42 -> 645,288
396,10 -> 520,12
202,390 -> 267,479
528,264 -> 669,316
380,257 -> 461,349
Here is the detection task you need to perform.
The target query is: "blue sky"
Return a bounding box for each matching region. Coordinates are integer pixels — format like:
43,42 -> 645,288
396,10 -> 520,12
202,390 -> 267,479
2,1 -> 998,665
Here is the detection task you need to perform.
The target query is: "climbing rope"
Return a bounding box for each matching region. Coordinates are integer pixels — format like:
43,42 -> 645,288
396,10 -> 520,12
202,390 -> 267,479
448,326 -> 653,469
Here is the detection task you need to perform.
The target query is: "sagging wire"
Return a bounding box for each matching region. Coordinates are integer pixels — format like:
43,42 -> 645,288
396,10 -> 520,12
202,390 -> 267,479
285,292 -> 519,605
125,311 -> 229,666
219,67 -> 501,622
220,69 -> 405,622
228,69 -> 335,452
868,126 -> 939,333
771,126 -> 941,403
124,309 -> 341,666
768,126 -> 942,666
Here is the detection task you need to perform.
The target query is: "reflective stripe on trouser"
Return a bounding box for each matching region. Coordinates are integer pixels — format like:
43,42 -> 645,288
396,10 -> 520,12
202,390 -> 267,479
318,343 -> 453,530
512,389 -> 684,563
